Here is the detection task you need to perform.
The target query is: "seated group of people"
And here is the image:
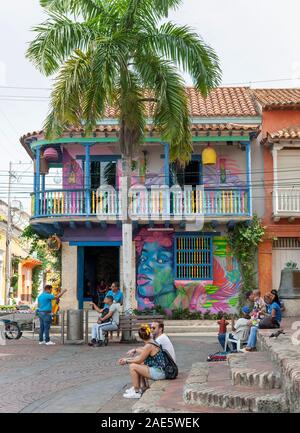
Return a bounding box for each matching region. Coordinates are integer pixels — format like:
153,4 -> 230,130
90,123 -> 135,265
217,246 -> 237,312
218,289 -> 284,352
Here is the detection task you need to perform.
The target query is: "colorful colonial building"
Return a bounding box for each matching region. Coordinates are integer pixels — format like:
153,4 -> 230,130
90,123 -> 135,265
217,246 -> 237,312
255,89 -> 300,296
20,87 -> 262,313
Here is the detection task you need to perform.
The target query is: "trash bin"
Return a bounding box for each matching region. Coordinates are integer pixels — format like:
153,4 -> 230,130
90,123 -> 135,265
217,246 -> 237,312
66,310 -> 83,341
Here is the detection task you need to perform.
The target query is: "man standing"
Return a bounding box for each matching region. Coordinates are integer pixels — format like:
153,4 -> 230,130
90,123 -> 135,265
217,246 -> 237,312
37,285 -> 67,345
89,295 -> 120,346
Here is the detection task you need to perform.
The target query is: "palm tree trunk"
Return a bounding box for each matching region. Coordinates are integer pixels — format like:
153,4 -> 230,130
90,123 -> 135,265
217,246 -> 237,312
120,155 -> 136,342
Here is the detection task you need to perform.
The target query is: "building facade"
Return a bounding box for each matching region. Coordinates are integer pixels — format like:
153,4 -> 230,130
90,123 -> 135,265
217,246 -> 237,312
21,87 -> 262,313
0,200 -> 41,304
255,89 -> 300,295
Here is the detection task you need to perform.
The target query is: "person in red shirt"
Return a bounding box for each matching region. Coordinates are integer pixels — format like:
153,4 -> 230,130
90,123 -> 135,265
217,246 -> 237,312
217,312 -> 229,350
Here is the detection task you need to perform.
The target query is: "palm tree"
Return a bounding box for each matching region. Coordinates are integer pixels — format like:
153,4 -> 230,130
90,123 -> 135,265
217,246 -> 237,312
27,0 -> 221,313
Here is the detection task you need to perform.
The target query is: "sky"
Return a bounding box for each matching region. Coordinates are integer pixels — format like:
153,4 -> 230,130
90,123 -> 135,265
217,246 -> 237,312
0,0 -> 300,212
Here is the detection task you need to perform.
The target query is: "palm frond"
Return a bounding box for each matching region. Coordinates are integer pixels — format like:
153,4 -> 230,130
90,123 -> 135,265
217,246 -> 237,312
43,49 -> 92,137
26,12 -> 94,75
40,0 -> 106,19
141,22 -> 222,95
135,55 -> 192,165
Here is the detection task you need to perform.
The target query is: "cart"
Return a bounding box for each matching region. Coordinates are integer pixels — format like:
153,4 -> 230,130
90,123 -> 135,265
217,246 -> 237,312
0,310 -> 37,339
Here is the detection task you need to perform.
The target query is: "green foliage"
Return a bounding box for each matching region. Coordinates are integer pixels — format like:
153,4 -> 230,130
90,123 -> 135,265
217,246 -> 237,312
0,305 -> 17,311
284,261 -> 299,270
21,225 -> 61,295
26,0 -> 221,165
132,306 -> 235,320
228,215 -> 265,310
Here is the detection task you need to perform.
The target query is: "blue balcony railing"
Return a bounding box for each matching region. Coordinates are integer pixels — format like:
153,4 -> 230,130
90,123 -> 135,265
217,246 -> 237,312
31,186 -> 250,220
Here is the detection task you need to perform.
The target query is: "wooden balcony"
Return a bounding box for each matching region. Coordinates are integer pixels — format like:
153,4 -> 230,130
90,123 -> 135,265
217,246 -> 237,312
31,186 -> 250,221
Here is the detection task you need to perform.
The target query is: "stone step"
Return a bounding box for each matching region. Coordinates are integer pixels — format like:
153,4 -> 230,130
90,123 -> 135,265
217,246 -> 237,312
227,352 -> 281,390
183,362 -> 288,413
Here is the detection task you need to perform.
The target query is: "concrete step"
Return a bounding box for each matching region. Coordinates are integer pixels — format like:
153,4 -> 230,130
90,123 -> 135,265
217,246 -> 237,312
228,352 -> 281,390
183,362 -> 287,413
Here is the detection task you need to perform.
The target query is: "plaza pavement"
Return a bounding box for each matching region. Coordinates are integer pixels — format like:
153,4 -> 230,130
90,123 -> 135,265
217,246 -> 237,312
0,334 -> 218,413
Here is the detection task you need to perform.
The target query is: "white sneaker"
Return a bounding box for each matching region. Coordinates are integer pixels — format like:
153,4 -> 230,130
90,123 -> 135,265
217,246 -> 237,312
45,341 -> 56,346
123,389 -> 142,399
124,386 -> 135,394
38,341 -> 45,345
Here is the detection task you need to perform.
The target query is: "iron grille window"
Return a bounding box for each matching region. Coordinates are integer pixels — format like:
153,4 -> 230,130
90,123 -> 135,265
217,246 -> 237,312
175,235 -> 213,280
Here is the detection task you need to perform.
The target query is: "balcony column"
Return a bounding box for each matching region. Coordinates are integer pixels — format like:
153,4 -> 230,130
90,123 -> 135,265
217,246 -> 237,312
245,141 -> 252,216
272,146 -> 279,215
163,142 -> 170,186
84,143 -> 92,215
41,174 -> 45,194
163,142 -> 170,217
34,146 -> 41,217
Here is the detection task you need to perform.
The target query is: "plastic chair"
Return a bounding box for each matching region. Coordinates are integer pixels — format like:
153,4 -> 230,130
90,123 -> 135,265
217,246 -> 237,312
224,327 -> 250,352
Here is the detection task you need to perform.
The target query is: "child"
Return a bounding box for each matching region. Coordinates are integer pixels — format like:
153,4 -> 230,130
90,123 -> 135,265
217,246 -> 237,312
253,289 -> 265,317
217,312 -> 229,350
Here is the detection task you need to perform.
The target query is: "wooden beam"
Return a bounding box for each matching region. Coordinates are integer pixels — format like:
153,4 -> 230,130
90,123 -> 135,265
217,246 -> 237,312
69,221 -> 76,229
85,221 -> 92,230
210,220 -> 218,229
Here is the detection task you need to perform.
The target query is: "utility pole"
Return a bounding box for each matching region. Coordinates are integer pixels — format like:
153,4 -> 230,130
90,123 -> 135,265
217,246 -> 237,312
4,162 -> 12,305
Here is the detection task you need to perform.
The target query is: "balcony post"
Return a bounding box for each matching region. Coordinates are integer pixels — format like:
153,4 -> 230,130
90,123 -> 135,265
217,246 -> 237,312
34,146 -> 41,217
245,141 -> 252,216
84,143 -> 91,215
163,142 -> 170,186
272,147 -> 278,215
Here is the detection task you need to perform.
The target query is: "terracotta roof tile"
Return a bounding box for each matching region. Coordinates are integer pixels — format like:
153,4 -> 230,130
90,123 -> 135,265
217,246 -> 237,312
268,125 -> 300,141
100,87 -> 259,118
253,88 -> 300,109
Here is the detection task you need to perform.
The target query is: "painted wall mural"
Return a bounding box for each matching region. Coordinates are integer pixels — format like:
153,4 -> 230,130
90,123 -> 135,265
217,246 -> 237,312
203,156 -> 245,187
135,228 -> 176,311
62,148 -> 84,190
135,230 -> 241,314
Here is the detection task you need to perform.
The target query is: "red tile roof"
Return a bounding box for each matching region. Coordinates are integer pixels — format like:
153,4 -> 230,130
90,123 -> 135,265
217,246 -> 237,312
103,87 -> 259,117
253,88 -> 300,109
186,87 -> 258,117
268,125 -> 300,141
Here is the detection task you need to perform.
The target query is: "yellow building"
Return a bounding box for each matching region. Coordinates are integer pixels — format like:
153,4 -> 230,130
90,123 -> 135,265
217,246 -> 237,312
0,200 -> 41,305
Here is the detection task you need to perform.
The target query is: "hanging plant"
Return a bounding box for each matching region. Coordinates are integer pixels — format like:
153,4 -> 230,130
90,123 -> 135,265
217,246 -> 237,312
228,215 -> 265,309
47,235 -> 61,251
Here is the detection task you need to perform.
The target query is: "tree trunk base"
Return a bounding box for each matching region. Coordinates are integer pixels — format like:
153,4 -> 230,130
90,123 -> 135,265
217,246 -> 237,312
120,330 -> 137,343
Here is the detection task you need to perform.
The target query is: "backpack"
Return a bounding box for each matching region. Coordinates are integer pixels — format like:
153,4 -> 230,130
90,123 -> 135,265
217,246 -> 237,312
150,342 -> 178,380
207,351 -> 229,362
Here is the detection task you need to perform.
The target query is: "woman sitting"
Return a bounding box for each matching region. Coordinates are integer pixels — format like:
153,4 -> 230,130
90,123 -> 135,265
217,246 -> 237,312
118,324 -> 166,399
242,291 -> 282,352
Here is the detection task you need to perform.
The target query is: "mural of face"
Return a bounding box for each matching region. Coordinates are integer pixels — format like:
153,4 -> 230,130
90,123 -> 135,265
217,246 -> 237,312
137,240 -> 175,309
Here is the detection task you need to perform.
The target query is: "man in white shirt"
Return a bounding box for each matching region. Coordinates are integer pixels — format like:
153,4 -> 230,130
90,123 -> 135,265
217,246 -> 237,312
150,321 -> 176,362
89,295 -> 119,346
227,306 -> 251,351
126,321 -> 176,362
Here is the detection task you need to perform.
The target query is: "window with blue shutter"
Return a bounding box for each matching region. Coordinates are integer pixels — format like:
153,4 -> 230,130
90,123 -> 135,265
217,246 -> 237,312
174,234 -> 213,280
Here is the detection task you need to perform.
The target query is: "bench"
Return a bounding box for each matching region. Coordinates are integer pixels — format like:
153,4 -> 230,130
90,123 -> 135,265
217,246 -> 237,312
110,314 -> 165,341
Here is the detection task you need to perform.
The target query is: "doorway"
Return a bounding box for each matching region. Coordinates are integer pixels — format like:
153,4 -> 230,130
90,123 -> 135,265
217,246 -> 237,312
77,246 -> 120,307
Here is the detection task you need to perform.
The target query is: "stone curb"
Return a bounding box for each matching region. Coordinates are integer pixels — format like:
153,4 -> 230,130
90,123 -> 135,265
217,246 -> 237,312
227,353 -> 281,390
257,329 -> 300,413
183,362 -> 287,413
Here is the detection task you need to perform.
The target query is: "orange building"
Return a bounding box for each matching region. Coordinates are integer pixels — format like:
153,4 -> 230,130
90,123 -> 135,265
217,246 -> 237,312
254,89 -> 300,295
